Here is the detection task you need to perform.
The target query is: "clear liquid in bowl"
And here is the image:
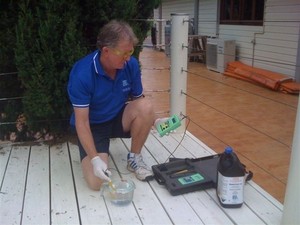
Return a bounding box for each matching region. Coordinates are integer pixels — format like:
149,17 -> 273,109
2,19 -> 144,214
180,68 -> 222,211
109,180 -> 135,206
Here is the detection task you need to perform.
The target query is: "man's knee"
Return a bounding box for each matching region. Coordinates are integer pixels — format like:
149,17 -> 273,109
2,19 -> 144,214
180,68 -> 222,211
81,157 -> 105,191
85,176 -> 103,191
138,98 -> 154,116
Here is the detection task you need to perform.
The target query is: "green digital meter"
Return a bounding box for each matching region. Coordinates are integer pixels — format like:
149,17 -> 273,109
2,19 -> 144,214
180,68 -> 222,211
177,173 -> 204,185
156,114 -> 182,137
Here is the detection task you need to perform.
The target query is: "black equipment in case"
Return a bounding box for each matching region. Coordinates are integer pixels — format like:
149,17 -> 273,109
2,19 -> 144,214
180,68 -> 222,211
152,155 -> 220,196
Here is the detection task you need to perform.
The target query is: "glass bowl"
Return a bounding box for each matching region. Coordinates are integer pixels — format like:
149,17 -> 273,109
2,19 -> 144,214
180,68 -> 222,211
108,179 -> 135,206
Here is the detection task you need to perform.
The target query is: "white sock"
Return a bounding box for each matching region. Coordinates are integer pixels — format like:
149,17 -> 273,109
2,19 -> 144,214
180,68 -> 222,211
129,152 -> 136,158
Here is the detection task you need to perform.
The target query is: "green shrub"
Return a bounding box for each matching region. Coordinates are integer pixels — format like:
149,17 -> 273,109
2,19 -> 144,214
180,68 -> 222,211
1,0 -> 161,141
14,1 -> 87,136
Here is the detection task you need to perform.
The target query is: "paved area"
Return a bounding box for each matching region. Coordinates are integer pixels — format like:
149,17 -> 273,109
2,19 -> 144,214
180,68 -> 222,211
140,43 -> 298,204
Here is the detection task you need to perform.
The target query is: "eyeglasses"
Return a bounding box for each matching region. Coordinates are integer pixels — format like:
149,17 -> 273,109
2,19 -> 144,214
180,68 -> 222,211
109,48 -> 134,58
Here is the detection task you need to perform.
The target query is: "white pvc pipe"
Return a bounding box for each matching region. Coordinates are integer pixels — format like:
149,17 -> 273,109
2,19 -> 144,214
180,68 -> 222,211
281,97 -> 300,224
170,13 -> 189,133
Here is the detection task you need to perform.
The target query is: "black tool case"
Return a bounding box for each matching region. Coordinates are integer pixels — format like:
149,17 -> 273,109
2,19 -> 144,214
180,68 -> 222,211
152,154 -> 220,196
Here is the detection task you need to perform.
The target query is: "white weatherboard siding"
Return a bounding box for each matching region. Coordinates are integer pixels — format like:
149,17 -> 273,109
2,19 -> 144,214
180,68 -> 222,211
198,0 -> 218,36
161,0 -> 195,20
160,0 -> 300,79
200,0 -> 300,78
155,0 -> 195,51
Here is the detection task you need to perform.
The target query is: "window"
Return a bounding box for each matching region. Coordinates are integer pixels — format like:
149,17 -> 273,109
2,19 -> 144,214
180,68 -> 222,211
220,0 -> 265,26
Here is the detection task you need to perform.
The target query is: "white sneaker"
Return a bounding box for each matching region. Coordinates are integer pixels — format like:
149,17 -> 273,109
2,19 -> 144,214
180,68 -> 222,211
127,153 -> 154,181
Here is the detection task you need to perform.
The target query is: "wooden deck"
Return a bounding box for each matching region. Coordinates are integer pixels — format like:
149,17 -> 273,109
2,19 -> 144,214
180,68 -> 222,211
0,130 -> 283,225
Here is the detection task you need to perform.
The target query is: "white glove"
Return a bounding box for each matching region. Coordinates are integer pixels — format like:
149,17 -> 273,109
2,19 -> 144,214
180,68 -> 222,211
91,156 -> 111,182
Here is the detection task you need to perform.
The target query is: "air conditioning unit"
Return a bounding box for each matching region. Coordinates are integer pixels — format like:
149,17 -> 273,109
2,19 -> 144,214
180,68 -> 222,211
206,38 -> 236,73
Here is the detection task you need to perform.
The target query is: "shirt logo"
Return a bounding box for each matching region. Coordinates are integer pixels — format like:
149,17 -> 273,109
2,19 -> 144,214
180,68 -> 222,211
122,79 -> 130,92
122,80 -> 129,87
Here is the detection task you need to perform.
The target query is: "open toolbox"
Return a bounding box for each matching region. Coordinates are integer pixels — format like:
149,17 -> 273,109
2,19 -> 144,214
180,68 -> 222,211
152,154 -> 220,196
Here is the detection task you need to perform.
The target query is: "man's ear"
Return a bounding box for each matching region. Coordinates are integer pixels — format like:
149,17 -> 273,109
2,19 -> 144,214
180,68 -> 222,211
102,46 -> 109,54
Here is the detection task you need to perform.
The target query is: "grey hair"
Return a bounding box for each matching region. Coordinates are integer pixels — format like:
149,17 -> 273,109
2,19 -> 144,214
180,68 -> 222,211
96,20 -> 138,50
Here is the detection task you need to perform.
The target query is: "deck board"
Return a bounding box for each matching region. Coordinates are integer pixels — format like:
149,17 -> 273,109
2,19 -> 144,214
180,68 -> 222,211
0,130 -> 283,225
243,183 -> 283,223
0,145 -> 11,182
22,144 -> 50,224
50,142 -> 80,224
1,146 -> 30,225
69,141 -> 112,225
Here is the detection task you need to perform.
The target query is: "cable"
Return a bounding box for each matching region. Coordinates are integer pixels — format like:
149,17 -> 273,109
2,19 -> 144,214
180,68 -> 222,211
144,89 -> 170,93
164,115 -> 191,162
107,167 -> 132,176
185,115 -> 286,185
0,96 -> 23,101
184,69 -> 297,110
0,72 -> 18,76
0,118 -> 70,126
107,115 -> 190,173
141,67 -> 170,71
181,90 -> 291,149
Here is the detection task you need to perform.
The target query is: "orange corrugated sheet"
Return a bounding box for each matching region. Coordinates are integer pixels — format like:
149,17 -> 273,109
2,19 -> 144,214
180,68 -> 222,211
224,61 -> 300,94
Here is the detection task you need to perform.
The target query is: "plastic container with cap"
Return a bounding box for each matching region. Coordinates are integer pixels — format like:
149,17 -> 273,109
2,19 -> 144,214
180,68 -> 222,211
216,146 -> 245,208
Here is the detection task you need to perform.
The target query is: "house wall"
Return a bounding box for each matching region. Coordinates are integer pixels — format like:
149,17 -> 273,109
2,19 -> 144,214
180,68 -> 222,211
154,0 -> 195,51
161,0 -> 195,19
198,0 -> 218,36
157,0 -> 300,79
217,0 -> 300,78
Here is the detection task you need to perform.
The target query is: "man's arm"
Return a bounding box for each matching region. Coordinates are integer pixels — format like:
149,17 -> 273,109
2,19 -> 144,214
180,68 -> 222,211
74,107 -> 111,181
74,107 -> 98,159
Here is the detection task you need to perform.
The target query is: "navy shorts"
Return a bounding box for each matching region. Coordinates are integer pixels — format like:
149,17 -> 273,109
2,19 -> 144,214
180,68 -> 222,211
75,106 -> 131,161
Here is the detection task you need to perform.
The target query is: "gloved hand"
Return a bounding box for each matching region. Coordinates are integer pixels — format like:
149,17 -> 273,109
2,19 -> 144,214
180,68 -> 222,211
91,156 -> 111,182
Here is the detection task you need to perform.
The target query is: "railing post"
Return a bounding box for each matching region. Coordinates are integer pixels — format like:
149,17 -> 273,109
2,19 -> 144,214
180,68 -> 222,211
170,13 -> 189,133
281,97 -> 300,224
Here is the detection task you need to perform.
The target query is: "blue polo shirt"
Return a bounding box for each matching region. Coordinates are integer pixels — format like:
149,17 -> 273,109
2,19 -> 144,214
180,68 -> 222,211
67,50 -> 143,125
